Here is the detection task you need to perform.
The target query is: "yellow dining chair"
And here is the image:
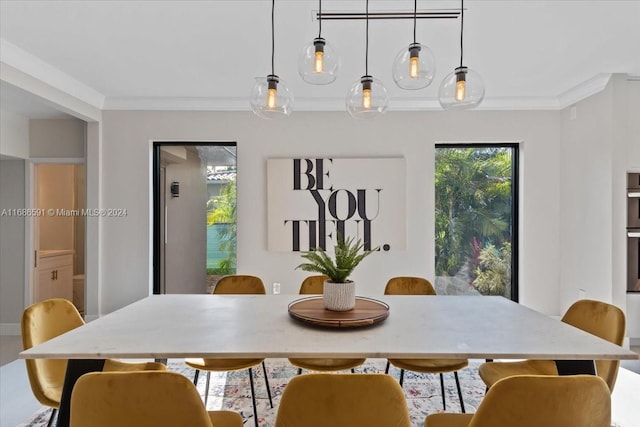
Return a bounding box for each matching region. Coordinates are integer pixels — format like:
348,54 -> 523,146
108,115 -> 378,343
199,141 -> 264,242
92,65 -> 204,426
185,275 -> 272,427
385,276 -> 468,413
288,275 -> 366,374
478,299 -> 626,391
274,373 -> 412,427
70,370 -> 244,427
21,298 -> 166,427
424,374 -> 611,427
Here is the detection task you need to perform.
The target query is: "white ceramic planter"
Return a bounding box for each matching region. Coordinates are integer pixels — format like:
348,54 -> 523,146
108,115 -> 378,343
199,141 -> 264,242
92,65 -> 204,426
323,280 -> 356,311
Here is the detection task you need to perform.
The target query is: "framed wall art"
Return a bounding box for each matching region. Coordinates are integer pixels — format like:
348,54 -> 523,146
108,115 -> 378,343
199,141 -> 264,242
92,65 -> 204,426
267,157 -> 406,252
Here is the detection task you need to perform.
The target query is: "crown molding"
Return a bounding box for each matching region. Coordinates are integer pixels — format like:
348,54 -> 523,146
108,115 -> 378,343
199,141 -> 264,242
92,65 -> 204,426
103,94 -> 570,112
557,73 -> 612,109
0,38 -> 105,110
103,76 -> 613,112
103,97 -> 251,111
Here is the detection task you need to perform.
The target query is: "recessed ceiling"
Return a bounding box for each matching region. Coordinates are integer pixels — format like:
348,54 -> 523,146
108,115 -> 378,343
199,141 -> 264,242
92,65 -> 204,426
1,0 -> 639,116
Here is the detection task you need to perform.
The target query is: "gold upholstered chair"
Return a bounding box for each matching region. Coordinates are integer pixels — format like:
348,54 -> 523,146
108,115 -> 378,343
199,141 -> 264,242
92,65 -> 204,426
274,373 -> 412,427
478,299 -> 626,391
185,275 -> 272,427
424,374 -> 611,427
70,371 -> 244,427
385,276 -> 468,412
21,298 -> 166,427
287,275 -> 366,374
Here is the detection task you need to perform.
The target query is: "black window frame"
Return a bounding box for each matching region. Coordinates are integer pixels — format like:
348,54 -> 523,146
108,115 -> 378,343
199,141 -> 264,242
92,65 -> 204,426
435,142 -> 520,302
152,141 -> 237,295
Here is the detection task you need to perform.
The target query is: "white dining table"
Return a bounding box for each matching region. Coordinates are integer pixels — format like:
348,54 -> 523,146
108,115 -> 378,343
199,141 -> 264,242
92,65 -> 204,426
20,294 -> 639,427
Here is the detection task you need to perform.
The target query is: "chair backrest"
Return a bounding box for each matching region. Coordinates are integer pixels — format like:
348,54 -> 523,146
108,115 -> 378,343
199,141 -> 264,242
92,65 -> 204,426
274,373 -> 411,427
21,298 -> 85,407
384,276 -> 436,295
467,375 -> 611,427
213,275 -> 266,294
70,371 -> 214,427
560,299 -> 626,390
299,275 -> 329,294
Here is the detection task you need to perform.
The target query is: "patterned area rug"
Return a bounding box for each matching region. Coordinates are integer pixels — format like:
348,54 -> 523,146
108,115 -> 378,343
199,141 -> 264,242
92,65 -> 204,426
19,358 -> 485,427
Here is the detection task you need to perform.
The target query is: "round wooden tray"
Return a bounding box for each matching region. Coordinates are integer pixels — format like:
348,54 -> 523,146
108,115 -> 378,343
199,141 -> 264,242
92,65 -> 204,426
288,296 -> 390,328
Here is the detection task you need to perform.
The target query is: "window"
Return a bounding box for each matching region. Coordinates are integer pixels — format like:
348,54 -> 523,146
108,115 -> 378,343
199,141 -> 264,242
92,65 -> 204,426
434,144 -> 519,300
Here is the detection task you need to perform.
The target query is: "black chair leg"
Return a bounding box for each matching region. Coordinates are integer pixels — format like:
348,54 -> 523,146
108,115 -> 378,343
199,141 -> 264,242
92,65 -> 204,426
439,373 -> 446,411
193,369 -> 200,386
262,361 -> 273,408
46,408 -> 57,427
385,360 -> 390,374
454,371 -> 465,413
350,368 -> 356,373
399,368 -> 405,387
248,368 -> 259,427
297,367 -> 302,375
204,371 -> 211,407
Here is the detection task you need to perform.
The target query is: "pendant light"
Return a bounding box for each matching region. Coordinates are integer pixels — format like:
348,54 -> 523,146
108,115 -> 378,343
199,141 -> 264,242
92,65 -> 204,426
345,0 -> 389,118
298,0 -> 339,84
392,0 -> 436,90
438,0 -> 484,109
250,0 -> 293,119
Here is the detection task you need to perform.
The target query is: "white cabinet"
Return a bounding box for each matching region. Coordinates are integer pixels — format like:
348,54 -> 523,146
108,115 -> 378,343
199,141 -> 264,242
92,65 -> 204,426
37,250 -> 73,302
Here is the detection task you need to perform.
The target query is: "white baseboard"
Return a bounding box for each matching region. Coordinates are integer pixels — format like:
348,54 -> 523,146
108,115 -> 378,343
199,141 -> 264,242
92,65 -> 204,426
0,323 -> 20,336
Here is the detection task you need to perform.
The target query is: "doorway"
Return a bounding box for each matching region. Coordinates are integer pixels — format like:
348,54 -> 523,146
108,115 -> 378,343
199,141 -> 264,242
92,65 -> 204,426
152,142 -> 237,294
34,163 -> 86,313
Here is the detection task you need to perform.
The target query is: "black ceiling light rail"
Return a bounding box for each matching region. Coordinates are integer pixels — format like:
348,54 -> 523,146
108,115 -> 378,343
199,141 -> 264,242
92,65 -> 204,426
317,10 -> 460,20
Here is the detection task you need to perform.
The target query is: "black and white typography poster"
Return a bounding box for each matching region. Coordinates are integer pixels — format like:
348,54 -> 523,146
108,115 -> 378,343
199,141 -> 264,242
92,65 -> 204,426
267,158 -> 406,252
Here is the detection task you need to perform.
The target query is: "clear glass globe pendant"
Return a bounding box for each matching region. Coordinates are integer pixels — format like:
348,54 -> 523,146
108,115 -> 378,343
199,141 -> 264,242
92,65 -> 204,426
298,37 -> 339,85
438,0 -> 485,109
250,74 -> 293,119
345,75 -> 389,119
438,66 -> 484,109
392,42 -> 436,90
249,0 -> 294,119
345,0 -> 389,119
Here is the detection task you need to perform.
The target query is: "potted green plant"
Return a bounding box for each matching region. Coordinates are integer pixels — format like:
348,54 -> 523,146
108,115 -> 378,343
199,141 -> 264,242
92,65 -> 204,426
296,235 -> 378,311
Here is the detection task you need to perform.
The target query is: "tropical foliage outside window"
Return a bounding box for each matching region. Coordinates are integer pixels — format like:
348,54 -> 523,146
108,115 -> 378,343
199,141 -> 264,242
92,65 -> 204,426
207,180 -> 237,276
435,145 -> 516,299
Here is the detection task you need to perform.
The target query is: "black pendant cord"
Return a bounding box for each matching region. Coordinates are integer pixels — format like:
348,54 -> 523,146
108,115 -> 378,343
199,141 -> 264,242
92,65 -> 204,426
318,0 -> 322,38
271,0 -> 275,76
413,0 -> 417,44
459,0 -> 464,68
365,0 -> 369,75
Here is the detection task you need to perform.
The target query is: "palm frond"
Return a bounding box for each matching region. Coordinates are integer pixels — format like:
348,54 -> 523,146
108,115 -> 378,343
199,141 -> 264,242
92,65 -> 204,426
295,234 -> 378,283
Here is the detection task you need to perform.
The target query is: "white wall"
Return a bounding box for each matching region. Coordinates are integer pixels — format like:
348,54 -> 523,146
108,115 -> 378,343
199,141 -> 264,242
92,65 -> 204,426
164,148 -> 207,294
0,159 -> 26,332
100,109 -> 563,315
559,76 -> 640,342
559,84 -> 614,308
3,85 -> 637,340
0,110 -> 29,333
30,118 -> 85,158
0,110 -> 29,159
614,77 -> 640,342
